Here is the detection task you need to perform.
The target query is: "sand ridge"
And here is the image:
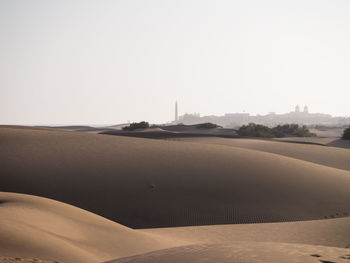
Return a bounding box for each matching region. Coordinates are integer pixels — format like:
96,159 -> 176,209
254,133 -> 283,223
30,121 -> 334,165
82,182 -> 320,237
169,137 -> 350,171
2,126 -> 350,263
0,192 -> 179,263
2,192 -> 350,263
2,126 -> 350,228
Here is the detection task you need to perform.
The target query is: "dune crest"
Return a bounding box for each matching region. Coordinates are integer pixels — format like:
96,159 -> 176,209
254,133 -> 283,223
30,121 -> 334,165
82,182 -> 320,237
2,192 -> 350,263
2,126 -> 350,227
2,126 -> 350,263
0,192 -> 177,263
171,137 -> 350,171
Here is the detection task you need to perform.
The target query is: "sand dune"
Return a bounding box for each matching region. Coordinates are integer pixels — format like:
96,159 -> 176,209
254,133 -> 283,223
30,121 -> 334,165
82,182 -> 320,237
101,124 -> 237,139
44,125 -> 116,133
160,124 -> 236,136
105,242 -> 350,263
274,136 -> 350,149
1,126 -> 350,228
0,192 -> 176,263
101,127 -> 236,139
142,216 -> 350,248
2,126 -> 350,263
2,192 -> 350,263
170,137 -> 350,171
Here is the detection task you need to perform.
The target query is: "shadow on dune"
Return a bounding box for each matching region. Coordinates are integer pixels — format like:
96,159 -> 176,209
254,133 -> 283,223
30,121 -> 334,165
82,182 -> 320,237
271,139 -> 327,147
101,130 -> 238,139
327,139 -> 350,149
103,242 -> 350,263
2,127 -> 350,229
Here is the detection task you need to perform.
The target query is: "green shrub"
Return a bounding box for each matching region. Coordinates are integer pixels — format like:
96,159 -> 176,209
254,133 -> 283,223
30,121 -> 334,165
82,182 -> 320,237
237,123 -> 316,138
272,124 -> 315,138
342,127 -> 350,140
196,123 -> 222,129
122,121 -> 150,131
237,123 -> 275,138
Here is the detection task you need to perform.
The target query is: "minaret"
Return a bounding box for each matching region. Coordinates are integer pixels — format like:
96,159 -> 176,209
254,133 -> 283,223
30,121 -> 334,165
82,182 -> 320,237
175,101 -> 178,123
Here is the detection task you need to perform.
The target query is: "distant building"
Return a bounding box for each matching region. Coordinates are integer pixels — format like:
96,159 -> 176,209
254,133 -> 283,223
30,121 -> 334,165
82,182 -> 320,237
178,113 -> 201,124
173,106 -> 349,127
175,101 -> 178,123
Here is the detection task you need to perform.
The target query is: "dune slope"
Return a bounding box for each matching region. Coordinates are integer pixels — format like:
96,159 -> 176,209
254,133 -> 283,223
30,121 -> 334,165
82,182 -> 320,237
1,126 -> 350,228
141,216 -> 350,249
0,192 -> 175,263
171,137 -> 350,171
2,192 -> 350,263
105,242 -> 350,263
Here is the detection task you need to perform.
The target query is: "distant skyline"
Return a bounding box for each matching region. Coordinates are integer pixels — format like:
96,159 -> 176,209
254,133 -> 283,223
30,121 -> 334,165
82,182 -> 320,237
1,0 -> 349,125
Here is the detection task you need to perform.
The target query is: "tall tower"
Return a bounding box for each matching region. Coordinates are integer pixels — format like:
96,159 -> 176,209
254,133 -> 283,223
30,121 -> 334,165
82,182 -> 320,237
175,101 -> 178,123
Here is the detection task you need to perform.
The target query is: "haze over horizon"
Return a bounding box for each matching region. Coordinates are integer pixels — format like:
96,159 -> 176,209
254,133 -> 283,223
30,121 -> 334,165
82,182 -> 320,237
1,0 -> 349,125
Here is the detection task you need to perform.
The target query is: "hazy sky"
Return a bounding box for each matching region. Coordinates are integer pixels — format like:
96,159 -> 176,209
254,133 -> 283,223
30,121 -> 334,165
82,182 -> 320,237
1,0 -> 349,125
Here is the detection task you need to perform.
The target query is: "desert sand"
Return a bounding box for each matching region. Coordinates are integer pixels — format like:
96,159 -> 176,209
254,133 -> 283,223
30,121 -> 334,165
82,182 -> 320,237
1,125 -> 350,262
0,192 -> 178,263
1,192 -> 350,263
101,126 -> 237,139
168,137 -> 350,171
105,242 -> 350,263
273,136 -> 350,149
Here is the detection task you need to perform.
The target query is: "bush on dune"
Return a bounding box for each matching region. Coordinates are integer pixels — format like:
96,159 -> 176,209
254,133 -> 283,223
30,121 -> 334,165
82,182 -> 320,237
122,121 -> 150,131
342,127 -> 350,140
196,123 -> 222,129
237,123 -> 316,138
272,124 -> 316,138
237,123 -> 275,138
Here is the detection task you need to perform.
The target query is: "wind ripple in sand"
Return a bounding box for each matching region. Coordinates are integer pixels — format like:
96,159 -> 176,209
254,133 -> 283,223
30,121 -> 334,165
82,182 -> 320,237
104,242 -> 350,263
2,192 -> 350,263
0,256 -> 60,263
2,127 -> 350,227
2,127 -> 350,263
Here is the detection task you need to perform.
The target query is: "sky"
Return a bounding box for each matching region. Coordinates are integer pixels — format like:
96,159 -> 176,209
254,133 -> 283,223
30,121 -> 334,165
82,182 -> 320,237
0,0 -> 349,125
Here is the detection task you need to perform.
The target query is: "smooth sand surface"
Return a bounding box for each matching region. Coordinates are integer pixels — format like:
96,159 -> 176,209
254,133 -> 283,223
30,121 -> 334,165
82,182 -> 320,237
160,124 -> 236,136
105,242 -> 350,263
273,136 -> 350,149
169,137 -> 350,171
1,126 -> 350,228
2,192 -> 350,263
101,127 -> 237,139
141,216 -> 350,248
0,192 -> 177,263
2,126 -> 350,263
